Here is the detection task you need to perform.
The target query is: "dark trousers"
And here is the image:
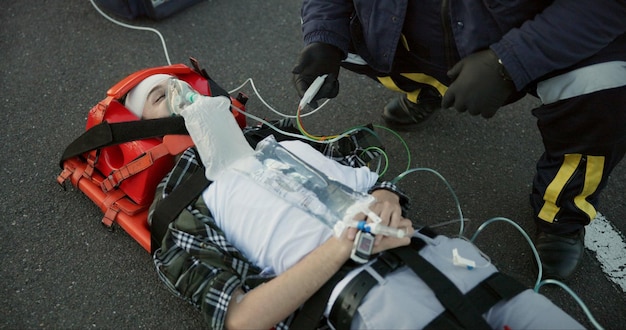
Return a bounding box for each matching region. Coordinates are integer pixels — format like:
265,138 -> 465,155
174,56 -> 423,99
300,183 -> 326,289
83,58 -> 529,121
530,85 -> 626,235
340,43 -> 450,103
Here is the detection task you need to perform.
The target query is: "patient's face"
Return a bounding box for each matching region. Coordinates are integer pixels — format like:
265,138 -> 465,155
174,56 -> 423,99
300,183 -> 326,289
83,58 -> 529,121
142,79 -> 171,119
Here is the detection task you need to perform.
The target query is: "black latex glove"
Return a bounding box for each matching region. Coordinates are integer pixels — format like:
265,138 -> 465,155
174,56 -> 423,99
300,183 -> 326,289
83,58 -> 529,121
292,42 -> 343,108
441,49 -> 516,118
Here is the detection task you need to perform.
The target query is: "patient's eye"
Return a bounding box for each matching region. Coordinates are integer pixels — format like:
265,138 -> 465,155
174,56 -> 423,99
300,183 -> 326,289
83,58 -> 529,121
142,79 -> 172,119
155,91 -> 165,104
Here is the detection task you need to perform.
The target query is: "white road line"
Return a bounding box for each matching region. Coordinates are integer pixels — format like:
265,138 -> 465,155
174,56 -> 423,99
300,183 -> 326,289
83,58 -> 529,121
585,213 -> 626,292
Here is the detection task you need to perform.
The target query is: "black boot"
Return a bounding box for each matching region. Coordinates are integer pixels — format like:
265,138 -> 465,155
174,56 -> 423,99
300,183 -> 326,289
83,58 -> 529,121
381,88 -> 442,131
535,228 -> 585,281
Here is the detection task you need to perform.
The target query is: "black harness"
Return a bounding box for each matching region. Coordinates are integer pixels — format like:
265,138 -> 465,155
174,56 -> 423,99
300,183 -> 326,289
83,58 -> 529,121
293,228 -> 527,330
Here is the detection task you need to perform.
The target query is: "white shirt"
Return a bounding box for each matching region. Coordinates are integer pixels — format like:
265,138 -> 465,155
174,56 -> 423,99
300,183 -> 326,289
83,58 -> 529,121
202,140 -> 378,274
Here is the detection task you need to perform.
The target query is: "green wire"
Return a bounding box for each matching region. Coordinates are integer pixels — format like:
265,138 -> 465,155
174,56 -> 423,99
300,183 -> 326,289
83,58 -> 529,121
361,146 -> 389,176
391,167 -> 465,237
471,217 -> 605,330
372,124 -> 412,173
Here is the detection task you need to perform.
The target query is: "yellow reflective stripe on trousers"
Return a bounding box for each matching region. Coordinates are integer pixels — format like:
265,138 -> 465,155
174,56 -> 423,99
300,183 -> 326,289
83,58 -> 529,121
376,74 -> 447,103
538,154 -> 604,223
401,73 -> 448,96
538,154 -> 580,223
377,76 -> 421,103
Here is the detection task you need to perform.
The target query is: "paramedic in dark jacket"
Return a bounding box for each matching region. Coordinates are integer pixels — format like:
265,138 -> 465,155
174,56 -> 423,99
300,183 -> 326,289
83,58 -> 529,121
291,0 -> 626,281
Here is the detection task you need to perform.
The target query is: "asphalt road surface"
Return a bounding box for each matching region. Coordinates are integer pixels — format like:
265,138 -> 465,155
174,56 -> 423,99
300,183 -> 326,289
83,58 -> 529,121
2,1 -> 625,329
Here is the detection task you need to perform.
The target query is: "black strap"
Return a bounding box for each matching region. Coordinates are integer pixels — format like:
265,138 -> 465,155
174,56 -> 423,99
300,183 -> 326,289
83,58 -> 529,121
188,56 -> 230,99
290,265 -> 353,330
389,238 -> 493,330
424,272 -> 527,330
59,116 -> 187,166
328,234 -> 527,329
328,229 -> 435,329
328,251 -> 406,330
150,169 -> 211,253
60,57 -> 233,168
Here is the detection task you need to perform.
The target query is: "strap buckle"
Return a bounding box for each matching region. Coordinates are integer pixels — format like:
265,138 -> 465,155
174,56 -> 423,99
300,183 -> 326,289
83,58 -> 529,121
377,250 -> 404,271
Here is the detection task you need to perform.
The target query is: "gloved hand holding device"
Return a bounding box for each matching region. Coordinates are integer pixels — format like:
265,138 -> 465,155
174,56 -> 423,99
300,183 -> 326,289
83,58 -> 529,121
292,42 -> 343,108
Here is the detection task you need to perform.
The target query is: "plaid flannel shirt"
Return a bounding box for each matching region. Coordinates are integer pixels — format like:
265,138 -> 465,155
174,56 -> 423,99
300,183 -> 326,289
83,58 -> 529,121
151,140 -> 409,329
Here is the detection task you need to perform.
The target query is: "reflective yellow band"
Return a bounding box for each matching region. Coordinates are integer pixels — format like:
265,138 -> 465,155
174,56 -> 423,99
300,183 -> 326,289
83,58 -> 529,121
377,76 -> 407,93
574,155 -> 604,221
401,73 -> 448,97
538,154 -> 605,223
376,76 -> 421,103
376,74 -> 447,104
538,154 -> 582,223
393,34 -> 447,96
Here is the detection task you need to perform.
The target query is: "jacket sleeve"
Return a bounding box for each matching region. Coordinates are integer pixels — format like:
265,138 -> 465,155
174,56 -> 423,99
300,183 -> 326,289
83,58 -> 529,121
300,0 -> 354,53
491,0 -> 626,90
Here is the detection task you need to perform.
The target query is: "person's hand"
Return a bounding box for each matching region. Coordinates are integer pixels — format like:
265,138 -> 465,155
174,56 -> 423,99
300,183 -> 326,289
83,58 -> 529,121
370,217 -> 413,254
292,42 -> 342,108
366,189 -> 414,252
442,49 -> 516,118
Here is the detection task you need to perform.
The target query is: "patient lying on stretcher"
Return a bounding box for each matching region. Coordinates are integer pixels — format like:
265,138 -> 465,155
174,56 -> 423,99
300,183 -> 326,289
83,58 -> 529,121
125,74 -> 584,329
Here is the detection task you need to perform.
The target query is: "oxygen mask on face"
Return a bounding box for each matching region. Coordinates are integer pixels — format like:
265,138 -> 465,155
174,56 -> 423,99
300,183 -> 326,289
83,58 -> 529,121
166,78 -> 200,116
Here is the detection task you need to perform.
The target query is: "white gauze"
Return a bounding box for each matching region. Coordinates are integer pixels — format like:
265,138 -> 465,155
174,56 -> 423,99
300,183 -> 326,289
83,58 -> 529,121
180,95 -> 255,181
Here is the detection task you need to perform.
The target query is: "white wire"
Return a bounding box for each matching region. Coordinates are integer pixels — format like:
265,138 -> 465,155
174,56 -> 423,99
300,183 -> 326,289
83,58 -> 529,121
228,77 -> 330,118
90,0 -> 375,152
90,0 -> 324,121
90,0 -> 344,142
229,102 -> 370,145
89,0 -> 172,65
